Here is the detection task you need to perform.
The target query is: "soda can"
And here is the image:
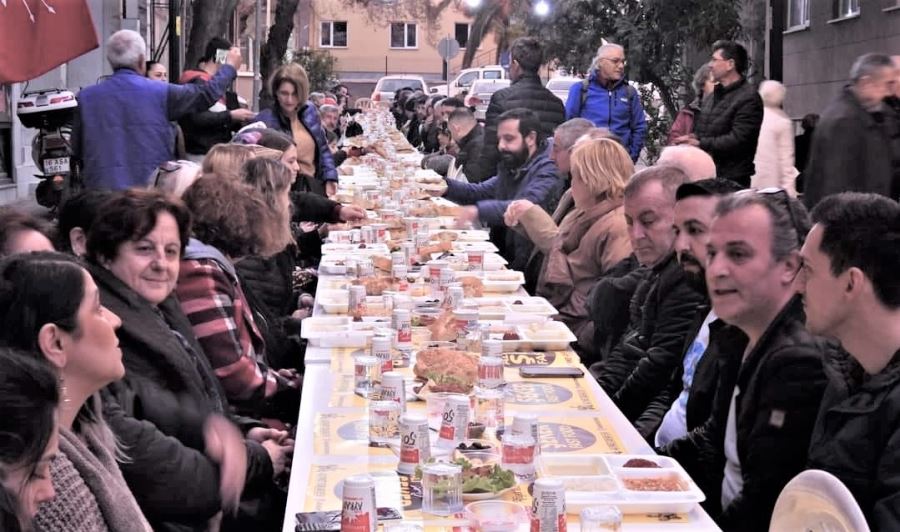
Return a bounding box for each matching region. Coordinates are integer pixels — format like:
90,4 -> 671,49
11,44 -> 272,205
482,339 -> 503,358
531,478 -> 567,532
436,394 -> 470,449
405,218 -> 421,237
453,307 -> 479,336
426,260 -> 448,282
349,285 -> 368,317
501,433 -> 536,479
380,371 -> 406,412
392,308 -> 412,349
391,251 -> 407,268
371,335 -> 393,374
341,475 -> 377,532
368,400 -> 400,445
467,250 -> 485,272
439,267 -> 455,292
477,355 -> 505,389
511,413 -> 541,457
445,284 -> 465,310
354,355 -> 381,397
360,225 -> 375,244
398,413 -> 430,475
350,228 -> 362,244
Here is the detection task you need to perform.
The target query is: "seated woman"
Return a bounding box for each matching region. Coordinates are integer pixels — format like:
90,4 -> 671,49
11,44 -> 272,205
84,190 -> 288,483
505,138 -> 633,345
0,253 -> 152,531
176,176 -> 301,421
0,207 -> 55,256
0,348 -> 59,532
57,190 -> 113,256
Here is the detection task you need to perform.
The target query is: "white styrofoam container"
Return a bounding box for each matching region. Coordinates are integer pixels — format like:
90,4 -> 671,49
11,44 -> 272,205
300,317 -> 373,347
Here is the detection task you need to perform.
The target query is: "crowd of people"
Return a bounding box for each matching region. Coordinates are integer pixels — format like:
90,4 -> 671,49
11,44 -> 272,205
0,26 -> 898,532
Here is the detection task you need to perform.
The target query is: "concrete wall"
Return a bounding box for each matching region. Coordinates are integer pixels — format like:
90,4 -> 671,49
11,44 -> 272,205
782,0 -> 900,119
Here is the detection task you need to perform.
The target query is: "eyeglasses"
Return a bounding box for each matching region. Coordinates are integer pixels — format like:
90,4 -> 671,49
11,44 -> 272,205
735,187 -> 804,248
599,58 -> 627,67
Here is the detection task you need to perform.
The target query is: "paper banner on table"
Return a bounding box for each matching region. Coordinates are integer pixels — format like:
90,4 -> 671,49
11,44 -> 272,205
329,347 -> 369,374
313,412 -> 395,457
502,350 -> 581,368
528,417 -> 626,454
502,378 -> 598,411
302,464 -> 401,512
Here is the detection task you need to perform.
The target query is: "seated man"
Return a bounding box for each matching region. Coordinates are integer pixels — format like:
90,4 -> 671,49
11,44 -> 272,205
636,179 -> 744,442
663,189 -> 830,531
656,145 -> 718,183
441,108 -> 560,271
589,166 -> 706,421
799,193 -> 900,529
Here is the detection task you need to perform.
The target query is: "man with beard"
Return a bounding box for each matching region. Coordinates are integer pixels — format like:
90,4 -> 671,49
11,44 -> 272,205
662,190 -> 830,530
589,166 -> 707,420
633,179 -> 744,443
441,108 -> 560,270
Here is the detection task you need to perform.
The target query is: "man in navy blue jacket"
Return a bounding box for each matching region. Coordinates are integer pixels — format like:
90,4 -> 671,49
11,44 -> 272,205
74,30 -> 240,190
565,44 -> 647,162
441,108 -> 561,270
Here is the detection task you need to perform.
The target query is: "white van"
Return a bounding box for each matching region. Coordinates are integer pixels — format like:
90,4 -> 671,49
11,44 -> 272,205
430,65 -> 507,98
370,75 -> 429,103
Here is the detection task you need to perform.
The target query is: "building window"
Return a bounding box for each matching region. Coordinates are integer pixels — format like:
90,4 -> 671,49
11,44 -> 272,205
455,23 -> 470,48
390,22 -> 417,49
834,0 -> 860,18
320,21 -> 347,48
787,0 -> 810,28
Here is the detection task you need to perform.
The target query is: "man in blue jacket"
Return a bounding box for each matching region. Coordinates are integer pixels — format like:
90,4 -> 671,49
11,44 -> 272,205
565,44 -> 646,162
441,108 -> 561,270
73,30 -> 241,190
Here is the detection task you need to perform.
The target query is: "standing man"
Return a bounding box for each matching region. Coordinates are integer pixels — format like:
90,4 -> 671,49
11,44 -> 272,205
178,37 -> 256,161
804,53 -> 897,207
675,41 -> 762,187
479,37 -> 565,183
73,30 -> 241,190
663,190 -> 829,531
799,193 -> 900,530
565,44 -> 646,162
441,108 -> 560,271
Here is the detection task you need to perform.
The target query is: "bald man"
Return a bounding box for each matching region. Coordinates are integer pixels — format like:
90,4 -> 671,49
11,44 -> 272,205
657,145 -> 718,183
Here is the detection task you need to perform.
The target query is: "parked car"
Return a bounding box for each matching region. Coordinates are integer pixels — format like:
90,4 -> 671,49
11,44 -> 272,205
430,65 -> 507,98
371,75 -> 429,103
546,76 -> 582,103
464,79 -> 511,121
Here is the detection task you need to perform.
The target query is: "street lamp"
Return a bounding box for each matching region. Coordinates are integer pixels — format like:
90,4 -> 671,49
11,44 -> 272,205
533,0 -> 550,17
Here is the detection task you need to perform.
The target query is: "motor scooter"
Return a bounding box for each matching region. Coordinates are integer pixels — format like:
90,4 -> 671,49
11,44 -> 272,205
16,88 -> 79,210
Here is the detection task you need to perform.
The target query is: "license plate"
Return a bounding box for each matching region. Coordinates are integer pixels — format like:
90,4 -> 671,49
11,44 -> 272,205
43,157 -> 69,174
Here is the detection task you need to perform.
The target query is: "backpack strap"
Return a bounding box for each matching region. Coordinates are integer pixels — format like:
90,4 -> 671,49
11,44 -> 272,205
577,78 -> 591,116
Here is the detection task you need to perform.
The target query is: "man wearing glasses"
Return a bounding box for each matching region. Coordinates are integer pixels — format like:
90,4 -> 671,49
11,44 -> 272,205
661,188 -> 831,531
564,44 -> 647,163
674,41 -> 763,188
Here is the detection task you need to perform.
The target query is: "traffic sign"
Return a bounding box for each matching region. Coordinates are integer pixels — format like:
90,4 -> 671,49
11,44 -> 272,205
437,37 -> 461,61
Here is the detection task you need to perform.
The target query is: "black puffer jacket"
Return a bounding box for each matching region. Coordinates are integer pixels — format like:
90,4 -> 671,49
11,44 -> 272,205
591,253 -> 707,417
807,348 -> 900,531
662,296 -> 830,531
637,312 -> 749,442
454,123 -> 489,183
480,73 -> 566,182
582,255 -> 644,366
693,77 -> 763,184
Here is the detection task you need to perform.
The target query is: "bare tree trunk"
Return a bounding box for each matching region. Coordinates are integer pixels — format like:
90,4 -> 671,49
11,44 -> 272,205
185,0 -> 240,70
258,0 -> 301,110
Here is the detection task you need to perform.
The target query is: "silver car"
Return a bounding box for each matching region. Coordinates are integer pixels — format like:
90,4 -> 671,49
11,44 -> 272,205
464,79 -> 511,121
546,77 -> 582,103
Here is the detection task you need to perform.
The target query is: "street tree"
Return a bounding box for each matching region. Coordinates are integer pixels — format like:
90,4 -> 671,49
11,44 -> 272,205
185,0 -> 240,69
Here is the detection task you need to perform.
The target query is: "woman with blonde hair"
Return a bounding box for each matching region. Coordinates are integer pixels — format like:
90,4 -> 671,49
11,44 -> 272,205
751,80 -> 798,195
256,63 -> 338,196
505,137 -> 633,341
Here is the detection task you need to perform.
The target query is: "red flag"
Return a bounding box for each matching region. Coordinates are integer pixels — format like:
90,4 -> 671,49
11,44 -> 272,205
0,0 -> 99,83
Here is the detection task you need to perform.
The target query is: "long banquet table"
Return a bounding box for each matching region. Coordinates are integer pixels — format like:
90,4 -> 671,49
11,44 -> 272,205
281,116 -> 720,531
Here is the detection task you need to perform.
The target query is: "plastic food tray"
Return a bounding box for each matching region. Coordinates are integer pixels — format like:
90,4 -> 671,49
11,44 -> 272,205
316,289 -> 349,314
300,317 -> 373,348
321,243 -> 390,256
502,296 -> 558,317
537,454 -> 705,515
451,240 -> 500,254
428,229 -> 490,241
516,320 -> 577,350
